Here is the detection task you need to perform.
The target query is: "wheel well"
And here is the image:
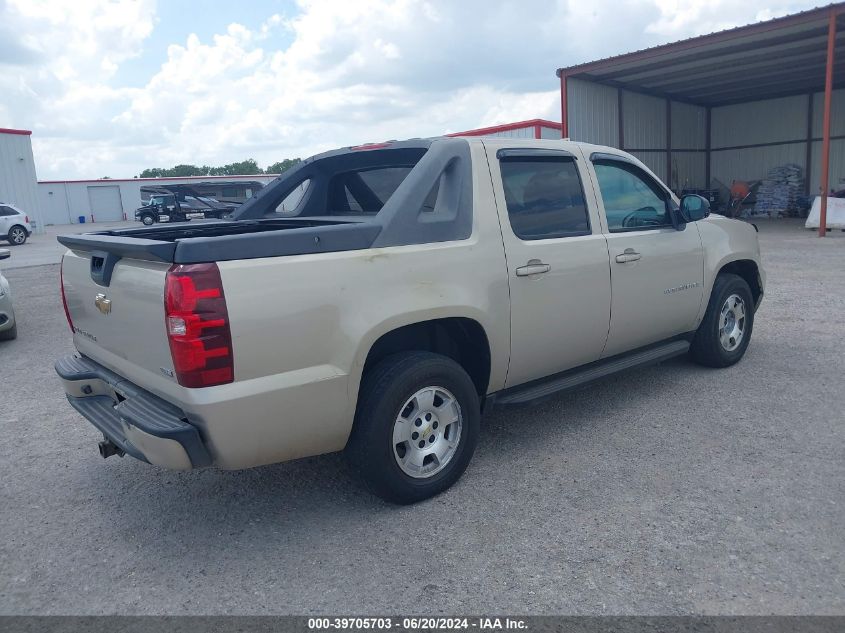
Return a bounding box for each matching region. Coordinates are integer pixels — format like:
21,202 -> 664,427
719,260 -> 761,304
363,318 -> 491,397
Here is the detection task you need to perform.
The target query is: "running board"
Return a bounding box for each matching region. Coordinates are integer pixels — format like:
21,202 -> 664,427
495,339 -> 690,406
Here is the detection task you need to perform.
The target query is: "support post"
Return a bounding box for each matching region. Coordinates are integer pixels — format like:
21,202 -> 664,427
560,73 -> 569,139
705,107 -> 711,189
806,92 -> 814,196
819,9 -> 837,237
666,99 -> 672,189
618,89 -> 625,150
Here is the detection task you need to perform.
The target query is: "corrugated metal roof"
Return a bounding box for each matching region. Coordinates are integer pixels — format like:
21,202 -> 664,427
557,3 -> 845,106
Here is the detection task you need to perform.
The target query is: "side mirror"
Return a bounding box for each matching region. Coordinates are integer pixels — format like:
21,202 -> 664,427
680,194 -> 710,222
0,249 -> 10,261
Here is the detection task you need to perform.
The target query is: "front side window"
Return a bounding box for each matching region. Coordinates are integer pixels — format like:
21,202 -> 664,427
593,161 -> 670,231
499,157 -> 590,240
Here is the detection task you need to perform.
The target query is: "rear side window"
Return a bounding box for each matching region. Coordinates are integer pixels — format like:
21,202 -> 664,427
499,157 -> 590,240
0,206 -> 16,216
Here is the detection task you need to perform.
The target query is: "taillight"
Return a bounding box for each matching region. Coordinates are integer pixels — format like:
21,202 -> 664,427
25,215 -> 29,224
164,263 -> 233,388
60,258 -> 74,331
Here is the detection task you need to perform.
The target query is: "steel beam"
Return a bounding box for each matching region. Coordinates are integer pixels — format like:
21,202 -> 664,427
820,10 -> 837,236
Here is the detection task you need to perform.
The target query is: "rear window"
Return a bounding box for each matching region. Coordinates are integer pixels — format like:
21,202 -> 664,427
328,167 -> 416,215
245,145 -> 440,220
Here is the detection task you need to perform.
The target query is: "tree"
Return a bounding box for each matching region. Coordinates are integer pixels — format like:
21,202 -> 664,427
139,164 -> 206,178
137,157 -> 301,178
208,159 -> 263,176
265,158 -> 302,174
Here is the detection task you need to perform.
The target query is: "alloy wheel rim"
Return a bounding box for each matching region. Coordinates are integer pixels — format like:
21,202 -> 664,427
11,228 -> 25,244
392,386 -> 463,479
719,293 -> 746,352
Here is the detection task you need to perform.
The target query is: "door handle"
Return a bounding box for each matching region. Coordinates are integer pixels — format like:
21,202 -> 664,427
615,248 -> 642,263
515,259 -> 551,277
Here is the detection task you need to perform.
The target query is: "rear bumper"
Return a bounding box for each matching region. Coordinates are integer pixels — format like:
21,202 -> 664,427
55,354 -> 211,469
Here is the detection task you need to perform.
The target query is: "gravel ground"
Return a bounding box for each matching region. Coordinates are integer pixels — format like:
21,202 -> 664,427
0,220 -> 843,615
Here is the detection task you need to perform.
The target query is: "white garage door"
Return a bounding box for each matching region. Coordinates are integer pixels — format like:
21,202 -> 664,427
87,186 -> 124,222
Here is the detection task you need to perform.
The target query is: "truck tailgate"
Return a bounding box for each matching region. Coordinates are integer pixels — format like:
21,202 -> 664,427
62,249 -> 175,393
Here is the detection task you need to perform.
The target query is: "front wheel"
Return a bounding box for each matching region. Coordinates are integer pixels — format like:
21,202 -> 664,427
690,273 -> 754,367
140,214 -> 155,226
346,352 -> 480,504
7,225 -> 27,245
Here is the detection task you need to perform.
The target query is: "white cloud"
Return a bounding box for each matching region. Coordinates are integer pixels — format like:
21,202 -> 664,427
0,0 -> 825,178
0,0 -> 155,176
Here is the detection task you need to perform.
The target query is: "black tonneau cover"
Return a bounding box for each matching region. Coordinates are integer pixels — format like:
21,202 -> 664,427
57,219 -> 381,264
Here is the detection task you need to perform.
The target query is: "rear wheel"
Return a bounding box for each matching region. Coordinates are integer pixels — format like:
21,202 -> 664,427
7,225 -> 27,245
346,352 -> 480,504
690,273 -> 754,367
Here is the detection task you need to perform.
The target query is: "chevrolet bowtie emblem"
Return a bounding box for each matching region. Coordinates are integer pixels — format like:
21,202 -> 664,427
94,293 -> 112,315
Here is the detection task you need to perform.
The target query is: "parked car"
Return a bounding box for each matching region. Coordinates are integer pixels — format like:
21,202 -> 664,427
55,137 -> 765,503
0,249 -> 16,340
0,203 -> 32,245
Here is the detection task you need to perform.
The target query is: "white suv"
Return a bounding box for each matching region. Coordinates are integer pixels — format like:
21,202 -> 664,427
0,203 -> 32,245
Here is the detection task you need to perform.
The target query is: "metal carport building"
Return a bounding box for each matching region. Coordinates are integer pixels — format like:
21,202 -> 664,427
557,2 -> 845,235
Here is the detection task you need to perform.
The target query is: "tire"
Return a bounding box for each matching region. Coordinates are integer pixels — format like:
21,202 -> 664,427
346,351 -> 480,504
7,225 -> 27,245
690,273 -> 754,368
140,214 -> 155,226
0,323 -> 17,341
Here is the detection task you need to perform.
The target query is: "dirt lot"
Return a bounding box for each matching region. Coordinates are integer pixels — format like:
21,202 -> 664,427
0,219 -> 843,615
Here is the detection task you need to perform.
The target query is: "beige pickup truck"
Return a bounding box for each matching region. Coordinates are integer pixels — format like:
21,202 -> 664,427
56,137 -> 764,503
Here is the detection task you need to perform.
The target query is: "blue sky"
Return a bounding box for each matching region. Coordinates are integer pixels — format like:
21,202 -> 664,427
118,0 -> 298,86
0,0 -> 822,179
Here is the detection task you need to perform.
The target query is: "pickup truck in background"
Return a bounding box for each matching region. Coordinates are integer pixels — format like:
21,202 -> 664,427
56,137 -> 764,503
